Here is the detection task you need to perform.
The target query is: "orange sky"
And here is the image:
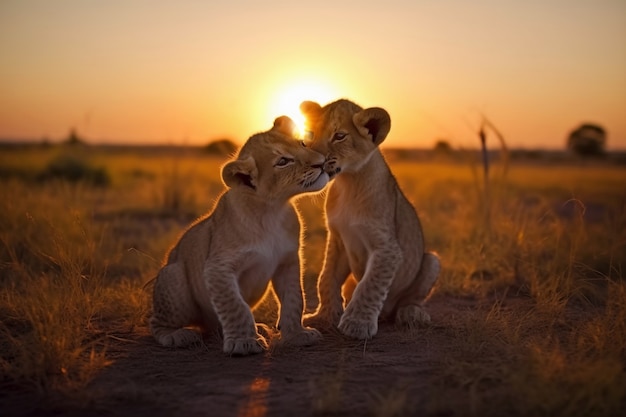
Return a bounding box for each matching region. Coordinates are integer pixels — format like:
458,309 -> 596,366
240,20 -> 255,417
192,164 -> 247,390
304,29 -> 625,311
1,0 -> 625,150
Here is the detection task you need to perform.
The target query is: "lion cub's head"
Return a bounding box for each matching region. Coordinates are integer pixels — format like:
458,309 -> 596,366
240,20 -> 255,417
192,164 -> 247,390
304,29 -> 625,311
300,99 -> 391,177
221,116 -> 329,201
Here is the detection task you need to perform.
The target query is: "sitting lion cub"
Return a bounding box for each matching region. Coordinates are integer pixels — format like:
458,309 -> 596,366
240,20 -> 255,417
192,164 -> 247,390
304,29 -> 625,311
149,116 -> 328,355
301,99 -> 440,340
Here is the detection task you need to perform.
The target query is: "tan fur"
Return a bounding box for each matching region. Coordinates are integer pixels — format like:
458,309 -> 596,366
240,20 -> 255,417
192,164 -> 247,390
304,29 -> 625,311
301,99 -> 440,340
149,116 -> 328,355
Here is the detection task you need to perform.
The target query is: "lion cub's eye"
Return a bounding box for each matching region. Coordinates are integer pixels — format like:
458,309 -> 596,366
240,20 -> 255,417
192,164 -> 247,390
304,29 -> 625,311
332,132 -> 348,142
274,156 -> 294,167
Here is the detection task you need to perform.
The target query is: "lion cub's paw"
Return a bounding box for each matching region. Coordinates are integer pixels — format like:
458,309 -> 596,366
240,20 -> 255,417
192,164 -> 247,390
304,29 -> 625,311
280,327 -> 323,347
223,334 -> 268,356
338,314 -> 378,340
395,305 -> 431,329
157,328 -> 202,348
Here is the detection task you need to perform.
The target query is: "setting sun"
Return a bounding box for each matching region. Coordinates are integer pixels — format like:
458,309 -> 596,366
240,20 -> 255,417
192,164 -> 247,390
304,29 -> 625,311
265,78 -> 338,139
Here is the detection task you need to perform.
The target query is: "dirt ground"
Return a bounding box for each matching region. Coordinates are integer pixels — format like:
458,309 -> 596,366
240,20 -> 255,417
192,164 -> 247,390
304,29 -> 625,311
0,292 -> 591,417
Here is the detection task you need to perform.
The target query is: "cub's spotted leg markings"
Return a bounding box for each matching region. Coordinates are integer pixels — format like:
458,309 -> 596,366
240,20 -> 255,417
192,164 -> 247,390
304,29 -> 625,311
150,264 -> 203,348
206,261 -> 267,356
339,232 -> 402,340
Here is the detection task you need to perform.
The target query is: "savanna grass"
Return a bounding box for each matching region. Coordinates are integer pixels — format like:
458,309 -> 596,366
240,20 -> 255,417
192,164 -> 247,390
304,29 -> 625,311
393,157 -> 626,416
0,145 -> 624,415
0,179 -> 153,391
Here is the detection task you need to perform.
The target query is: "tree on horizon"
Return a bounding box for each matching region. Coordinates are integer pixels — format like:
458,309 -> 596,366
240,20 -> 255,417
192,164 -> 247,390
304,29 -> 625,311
567,123 -> 606,156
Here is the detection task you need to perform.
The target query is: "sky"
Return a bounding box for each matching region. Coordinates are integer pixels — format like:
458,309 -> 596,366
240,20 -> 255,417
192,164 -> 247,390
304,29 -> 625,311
1,0 -> 625,150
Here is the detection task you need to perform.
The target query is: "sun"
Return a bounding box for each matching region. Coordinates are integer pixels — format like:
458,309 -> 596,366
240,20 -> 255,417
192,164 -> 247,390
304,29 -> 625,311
267,80 -> 337,138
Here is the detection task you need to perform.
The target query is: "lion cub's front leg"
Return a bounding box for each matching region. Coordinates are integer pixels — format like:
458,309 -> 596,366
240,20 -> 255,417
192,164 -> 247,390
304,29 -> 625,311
339,238 -> 402,340
303,232 -> 351,330
205,262 -> 267,356
272,258 -> 322,346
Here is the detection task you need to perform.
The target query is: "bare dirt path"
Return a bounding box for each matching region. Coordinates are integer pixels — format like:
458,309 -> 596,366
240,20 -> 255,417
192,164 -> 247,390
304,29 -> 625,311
1,293 -> 548,417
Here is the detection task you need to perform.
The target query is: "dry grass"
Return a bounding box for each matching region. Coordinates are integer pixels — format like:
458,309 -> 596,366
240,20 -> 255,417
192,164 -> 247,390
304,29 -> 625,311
0,145 -> 624,415
390,157 -> 626,416
0,178 -> 150,393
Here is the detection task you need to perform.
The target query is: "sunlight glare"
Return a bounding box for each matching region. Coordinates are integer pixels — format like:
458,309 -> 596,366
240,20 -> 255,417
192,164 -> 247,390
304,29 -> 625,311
269,80 -> 336,138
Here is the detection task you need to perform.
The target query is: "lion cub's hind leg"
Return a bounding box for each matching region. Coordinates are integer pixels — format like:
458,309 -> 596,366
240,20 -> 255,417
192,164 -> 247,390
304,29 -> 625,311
394,252 -> 440,329
150,263 -> 203,348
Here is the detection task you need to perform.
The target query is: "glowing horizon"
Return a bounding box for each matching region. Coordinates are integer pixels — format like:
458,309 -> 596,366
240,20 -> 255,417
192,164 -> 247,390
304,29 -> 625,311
1,1 -> 625,150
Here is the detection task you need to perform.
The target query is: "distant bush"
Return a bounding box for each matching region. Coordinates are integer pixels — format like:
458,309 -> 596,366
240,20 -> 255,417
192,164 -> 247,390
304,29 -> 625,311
38,154 -> 110,186
567,123 -> 606,157
203,139 -> 238,157
433,139 -> 453,154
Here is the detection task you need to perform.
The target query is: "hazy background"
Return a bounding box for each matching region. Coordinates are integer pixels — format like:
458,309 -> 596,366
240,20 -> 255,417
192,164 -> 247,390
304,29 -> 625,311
1,0 -> 625,150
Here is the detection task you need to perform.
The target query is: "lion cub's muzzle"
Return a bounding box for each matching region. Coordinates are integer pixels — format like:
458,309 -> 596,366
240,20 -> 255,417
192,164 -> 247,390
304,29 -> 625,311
323,158 -> 341,179
301,161 -> 330,189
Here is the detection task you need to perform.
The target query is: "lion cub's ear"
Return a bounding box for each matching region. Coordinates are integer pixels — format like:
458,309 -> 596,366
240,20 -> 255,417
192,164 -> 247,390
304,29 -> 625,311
300,101 -> 323,138
300,101 -> 322,118
353,108 -> 391,146
221,156 -> 258,190
272,116 -> 297,137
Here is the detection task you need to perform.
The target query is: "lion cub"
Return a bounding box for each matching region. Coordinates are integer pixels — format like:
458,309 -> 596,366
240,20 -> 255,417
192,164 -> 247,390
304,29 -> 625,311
149,116 -> 328,355
301,99 -> 440,340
